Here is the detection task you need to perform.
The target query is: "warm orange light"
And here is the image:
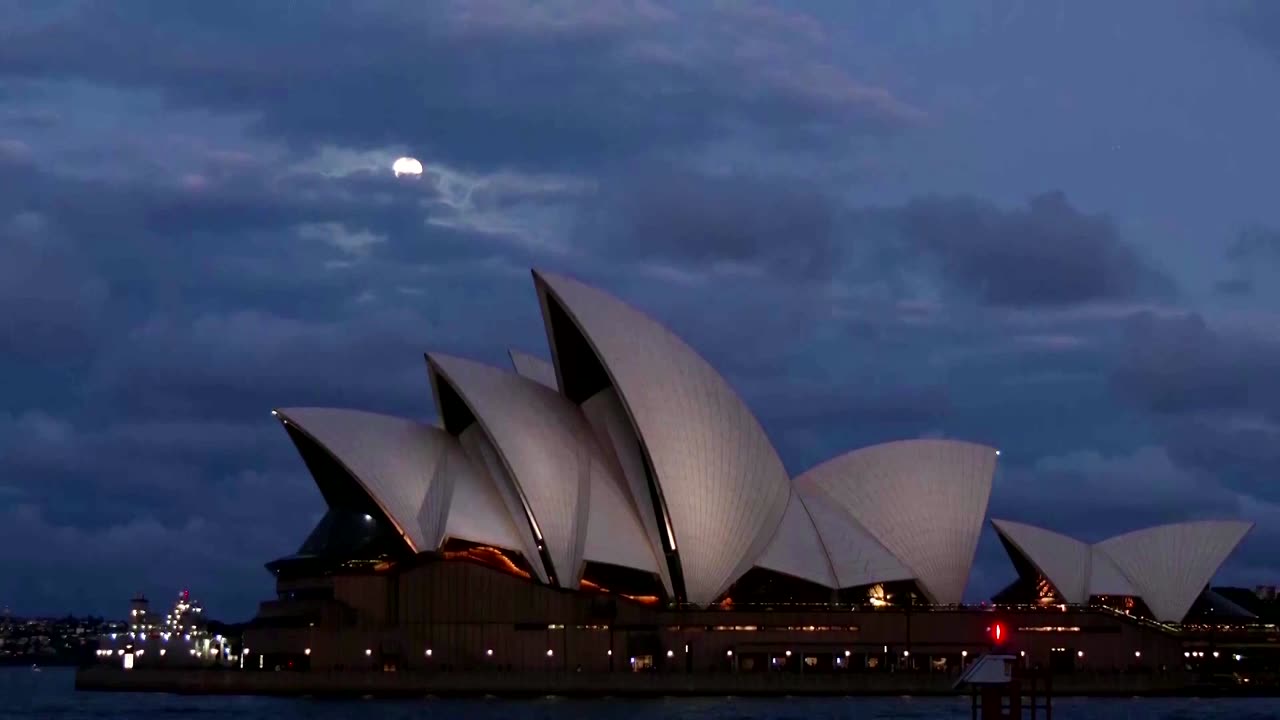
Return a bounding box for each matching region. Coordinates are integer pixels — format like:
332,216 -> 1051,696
577,578 -> 659,605
443,546 -> 531,579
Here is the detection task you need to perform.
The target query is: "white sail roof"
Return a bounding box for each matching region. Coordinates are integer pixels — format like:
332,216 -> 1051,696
1086,547 -> 1138,597
991,519 -> 1091,604
1095,520 -> 1253,623
508,349 -> 559,390
581,443 -> 662,575
754,492 -> 837,588
456,424 -> 551,583
797,439 -> 998,605
439,431 -> 526,555
428,353 -> 591,588
275,407 -> 454,553
534,270 -> 792,605
992,518 -> 1252,622
796,483 -> 915,589
581,387 -> 675,596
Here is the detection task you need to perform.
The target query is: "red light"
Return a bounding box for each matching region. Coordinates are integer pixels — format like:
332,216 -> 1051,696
993,623 -> 1005,643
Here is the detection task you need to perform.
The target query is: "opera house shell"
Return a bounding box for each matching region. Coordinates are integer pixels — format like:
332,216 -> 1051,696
992,519 -> 1254,623
267,270 -> 1001,610
265,269 -> 1249,623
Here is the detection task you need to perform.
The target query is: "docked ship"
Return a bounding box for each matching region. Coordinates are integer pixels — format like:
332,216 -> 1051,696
95,590 -> 238,669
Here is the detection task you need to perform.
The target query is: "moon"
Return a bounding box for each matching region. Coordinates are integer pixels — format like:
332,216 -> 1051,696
392,156 -> 423,178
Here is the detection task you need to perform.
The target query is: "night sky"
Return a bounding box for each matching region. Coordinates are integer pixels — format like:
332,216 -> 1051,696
2,1 -> 1279,621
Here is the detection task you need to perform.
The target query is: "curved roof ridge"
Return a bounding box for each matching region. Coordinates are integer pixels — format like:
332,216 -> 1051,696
753,489 -> 838,588
794,490 -> 839,587
1086,545 -> 1138,597
437,433 -> 527,555
793,478 -> 914,589
1095,518 -> 1255,547
507,348 -> 559,390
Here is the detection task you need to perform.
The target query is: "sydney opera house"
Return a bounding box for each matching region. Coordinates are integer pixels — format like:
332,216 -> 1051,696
240,270 -> 1253,675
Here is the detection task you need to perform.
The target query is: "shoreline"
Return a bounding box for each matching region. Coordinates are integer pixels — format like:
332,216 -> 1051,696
73,666 -> 1276,699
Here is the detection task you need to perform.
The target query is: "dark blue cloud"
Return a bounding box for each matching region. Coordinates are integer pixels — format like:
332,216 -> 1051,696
1110,310 -> 1280,502
894,192 -> 1175,308
1236,0 -> 1280,63
0,0 -> 1277,616
1216,225 -> 1280,296
0,0 -> 921,171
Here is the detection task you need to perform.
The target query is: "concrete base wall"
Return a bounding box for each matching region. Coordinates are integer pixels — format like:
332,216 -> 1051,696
243,562 -> 1187,675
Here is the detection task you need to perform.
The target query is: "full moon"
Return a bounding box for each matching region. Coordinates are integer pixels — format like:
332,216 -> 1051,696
392,156 -> 423,178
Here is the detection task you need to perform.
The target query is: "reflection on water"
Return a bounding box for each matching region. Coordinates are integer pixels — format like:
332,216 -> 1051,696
4,668 -> 1279,720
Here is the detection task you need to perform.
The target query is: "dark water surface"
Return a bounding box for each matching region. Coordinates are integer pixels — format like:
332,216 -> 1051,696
5,668 -> 1279,719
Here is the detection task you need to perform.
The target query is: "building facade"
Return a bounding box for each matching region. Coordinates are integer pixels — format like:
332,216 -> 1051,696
229,268 -> 1249,676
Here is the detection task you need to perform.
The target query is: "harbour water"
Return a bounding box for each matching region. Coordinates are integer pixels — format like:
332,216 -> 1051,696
5,668 -> 1279,719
